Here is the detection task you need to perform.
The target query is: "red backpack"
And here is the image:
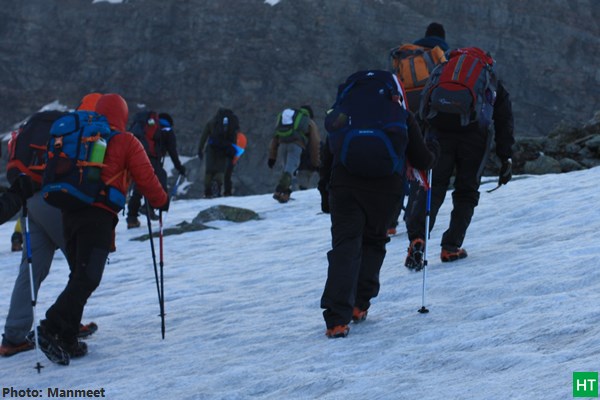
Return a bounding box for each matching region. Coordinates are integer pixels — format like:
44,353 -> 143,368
420,47 -> 497,131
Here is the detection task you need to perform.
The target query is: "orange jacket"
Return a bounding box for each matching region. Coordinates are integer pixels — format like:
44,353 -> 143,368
94,94 -> 167,213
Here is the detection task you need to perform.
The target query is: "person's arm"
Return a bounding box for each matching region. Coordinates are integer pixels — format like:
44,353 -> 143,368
405,112 -> 439,170
493,81 -> 515,160
0,175 -> 35,225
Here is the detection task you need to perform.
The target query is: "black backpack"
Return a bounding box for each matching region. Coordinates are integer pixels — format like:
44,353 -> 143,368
325,70 -> 409,177
6,110 -> 67,188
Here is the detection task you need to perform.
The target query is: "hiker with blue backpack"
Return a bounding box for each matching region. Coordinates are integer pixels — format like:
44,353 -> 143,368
404,45 -> 515,269
35,93 -> 168,365
0,95 -> 101,358
318,70 -> 439,338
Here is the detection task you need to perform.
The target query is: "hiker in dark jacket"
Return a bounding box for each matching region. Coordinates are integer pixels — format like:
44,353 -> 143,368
198,108 -> 239,198
404,79 -> 515,266
388,22 -> 451,236
319,106 -> 439,338
127,112 -> 185,228
37,93 -> 168,362
413,22 -> 449,51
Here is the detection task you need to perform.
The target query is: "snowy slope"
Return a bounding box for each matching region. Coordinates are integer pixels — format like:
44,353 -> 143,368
1,167 -> 599,399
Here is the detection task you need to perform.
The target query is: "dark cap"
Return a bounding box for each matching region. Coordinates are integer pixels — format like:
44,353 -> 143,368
425,22 -> 445,39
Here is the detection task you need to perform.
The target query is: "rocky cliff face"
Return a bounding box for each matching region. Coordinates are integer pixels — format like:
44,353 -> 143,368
1,0 -> 598,196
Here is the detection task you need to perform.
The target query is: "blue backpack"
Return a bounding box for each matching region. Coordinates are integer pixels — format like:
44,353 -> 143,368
325,70 -> 409,177
42,110 -> 125,211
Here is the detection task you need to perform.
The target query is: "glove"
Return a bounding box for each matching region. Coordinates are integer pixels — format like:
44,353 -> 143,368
177,165 -> 186,177
198,151 -> 204,161
157,198 -> 170,212
319,189 -> 330,214
498,158 -> 513,185
8,175 -> 35,202
268,159 -> 275,169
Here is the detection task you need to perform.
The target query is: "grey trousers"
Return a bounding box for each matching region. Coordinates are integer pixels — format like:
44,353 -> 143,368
2,192 -> 65,344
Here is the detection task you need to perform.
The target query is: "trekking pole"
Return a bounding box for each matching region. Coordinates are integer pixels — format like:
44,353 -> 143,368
158,210 -> 165,339
22,199 -> 44,373
145,201 -> 165,338
170,174 -> 183,200
418,169 -> 432,314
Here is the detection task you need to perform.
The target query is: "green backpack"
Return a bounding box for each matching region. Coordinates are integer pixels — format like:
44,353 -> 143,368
274,108 -> 309,143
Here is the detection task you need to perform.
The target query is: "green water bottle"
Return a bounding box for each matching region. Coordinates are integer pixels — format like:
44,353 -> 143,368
88,138 -> 107,182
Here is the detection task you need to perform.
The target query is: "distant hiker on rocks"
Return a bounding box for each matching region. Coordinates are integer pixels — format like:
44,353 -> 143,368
36,93 -> 168,365
268,105 -> 319,203
197,108 -> 240,198
404,44 -> 515,269
295,105 -> 322,190
126,111 -> 186,228
319,70 -> 439,338
1,94 -> 101,358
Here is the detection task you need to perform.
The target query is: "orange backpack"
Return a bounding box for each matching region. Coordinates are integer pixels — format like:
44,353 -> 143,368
390,44 -> 446,111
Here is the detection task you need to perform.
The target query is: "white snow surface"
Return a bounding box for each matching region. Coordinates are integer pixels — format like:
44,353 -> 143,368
1,168 -> 599,399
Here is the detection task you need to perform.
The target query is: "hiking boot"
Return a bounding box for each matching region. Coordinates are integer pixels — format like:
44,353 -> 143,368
440,247 -> 468,262
352,307 -> 368,323
127,218 -> 141,229
0,340 -> 34,357
325,325 -> 349,339
77,322 -> 98,339
11,232 -> 23,252
273,191 -> 291,204
62,340 -> 88,358
35,325 -> 70,365
404,238 -> 425,271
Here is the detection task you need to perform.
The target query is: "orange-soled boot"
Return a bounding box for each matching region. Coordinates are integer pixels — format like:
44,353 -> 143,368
325,325 -> 349,339
352,307 -> 368,323
404,238 -> 425,270
440,247 -> 468,262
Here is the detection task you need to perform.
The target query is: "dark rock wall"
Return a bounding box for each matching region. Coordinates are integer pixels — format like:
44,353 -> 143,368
1,0 -> 598,195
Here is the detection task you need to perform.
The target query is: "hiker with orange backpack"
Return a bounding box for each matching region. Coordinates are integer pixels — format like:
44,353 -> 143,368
0,94 -> 101,358
404,45 -> 515,268
35,93 -> 168,364
387,22 -> 449,236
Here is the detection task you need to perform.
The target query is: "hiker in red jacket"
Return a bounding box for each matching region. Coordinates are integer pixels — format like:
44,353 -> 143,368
37,93 -> 168,362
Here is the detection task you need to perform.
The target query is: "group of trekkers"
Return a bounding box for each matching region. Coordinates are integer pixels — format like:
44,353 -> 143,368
0,20 -> 515,365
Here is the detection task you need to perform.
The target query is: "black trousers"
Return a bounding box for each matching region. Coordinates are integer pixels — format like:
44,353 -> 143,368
406,130 -> 487,250
43,207 -> 115,342
127,159 -> 167,219
321,186 -> 400,328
